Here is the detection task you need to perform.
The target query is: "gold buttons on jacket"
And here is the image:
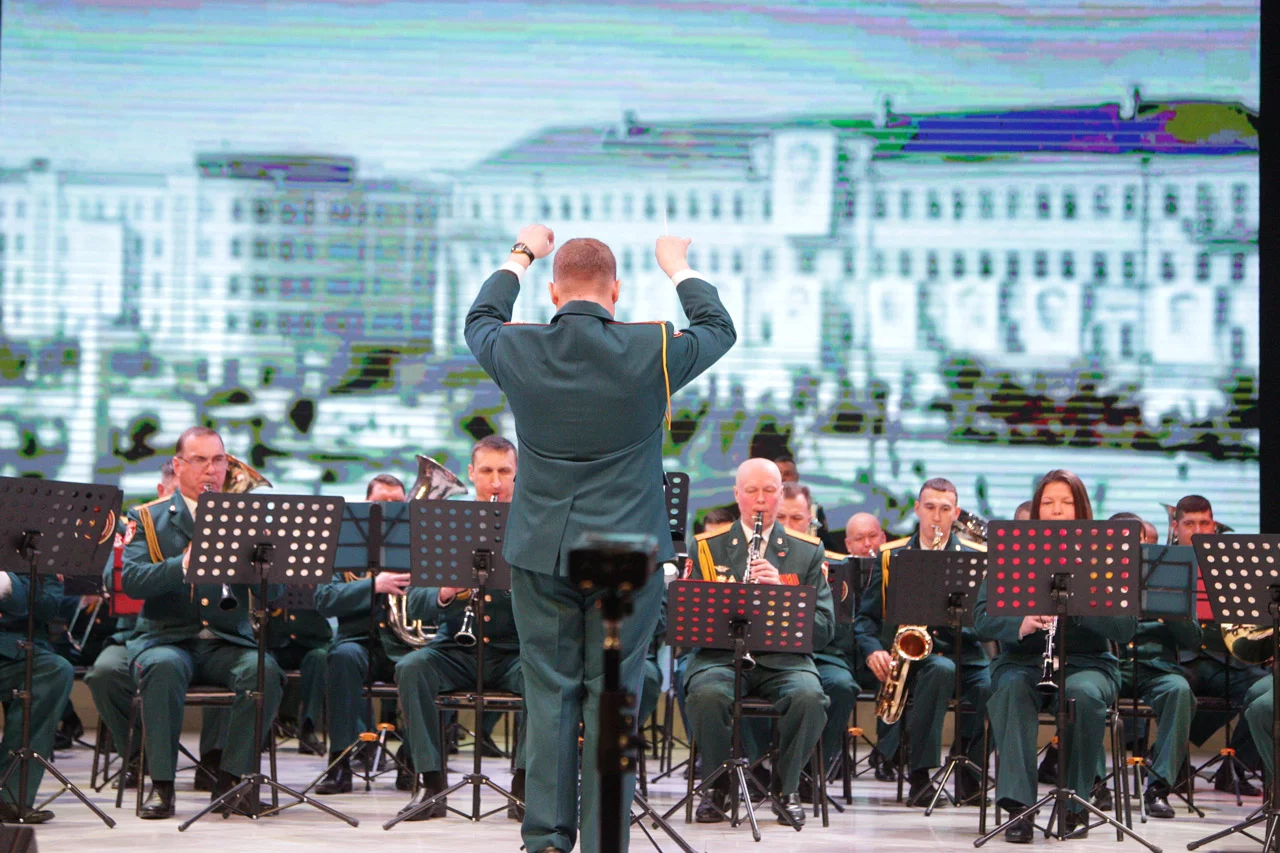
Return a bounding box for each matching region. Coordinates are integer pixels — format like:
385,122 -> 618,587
201,598 -> 210,606
202,620 -> 209,627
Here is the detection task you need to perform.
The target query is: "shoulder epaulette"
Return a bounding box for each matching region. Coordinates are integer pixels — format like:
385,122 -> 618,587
135,495 -> 170,511
825,550 -> 849,561
881,536 -> 910,552
788,530 -> 823,546
958,536 -> 988,552
694,528 -> 730,542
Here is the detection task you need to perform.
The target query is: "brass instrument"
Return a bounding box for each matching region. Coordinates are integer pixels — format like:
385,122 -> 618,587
452,493 -> 498,648
953,509 -> 989,545
212,456 -> 272,625
876,625 -> 933,723
1223,623 -> 1274,665
390,455 -> 469,648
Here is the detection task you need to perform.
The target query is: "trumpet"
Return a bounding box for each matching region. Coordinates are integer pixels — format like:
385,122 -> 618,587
1038,616 -> 1059,693
453,493 -> 498,648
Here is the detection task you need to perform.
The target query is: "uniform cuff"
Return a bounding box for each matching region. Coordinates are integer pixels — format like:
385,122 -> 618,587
499,260 -> 528,283
671,269 -> 704,285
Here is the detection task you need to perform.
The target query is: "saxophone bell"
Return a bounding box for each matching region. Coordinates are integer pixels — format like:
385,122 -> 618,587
875,625 -> 933,723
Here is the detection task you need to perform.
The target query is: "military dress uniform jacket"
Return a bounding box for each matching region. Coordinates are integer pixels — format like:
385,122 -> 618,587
1184,620 -> 1256,670
431,590 -> 518,654
312,571 -> 438,661
683,524 -> 835,680
0,574 -> 64,658
465,269 -> 735,576
815,551 -> 857,671
855,531 -> 989,668
121,492 -> 271,653
1126,618 -> 1202,672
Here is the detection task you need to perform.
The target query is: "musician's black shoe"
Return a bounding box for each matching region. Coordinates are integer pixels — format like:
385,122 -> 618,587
1091,779 -> 1113,812
297,719 -> 324,756
478,733 -> 504,758
395,743 -> 415,791
397,771 -> 447,821
694,786 -> 731,823
1037,744 -> 1058,784
1143,783 -> 1176,819
316,755 -> 353,795
1064,809 -> 1089,839
216,772 -> 260,817
139,780 -> 175,820
0,803 -> 55,824
1214,763 -> 1262,796
871,749 -> 898,782
193,749 -> 221,792
772,792 -> 806,826
507,768 -> 525,821
955,767 -> 988,806
1003,811 -> 1034,844
905,768 -> 939,807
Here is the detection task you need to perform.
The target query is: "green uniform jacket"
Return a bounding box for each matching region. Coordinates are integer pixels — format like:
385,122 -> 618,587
1124,618 -> 1202,673
855,531 -> 989,667
432,589 -> 518,654
264,606 -> 333,651
973,577 -> 1137,675
312,570 -> 438,660
0,574 -> 63,659
815,553 -> 857,670
683,524 -> 834,681
1183,620 -> 1257,671
121,491 -> 272,653
465,270 -> 735,576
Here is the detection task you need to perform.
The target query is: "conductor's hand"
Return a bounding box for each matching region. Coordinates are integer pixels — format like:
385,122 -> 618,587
867,650 -> 893,682
748,557 -> 781,585
655,236 -> 692,279
515,224 -> 555,262
1019,614 -> 1055,639
374,572 -> 412,596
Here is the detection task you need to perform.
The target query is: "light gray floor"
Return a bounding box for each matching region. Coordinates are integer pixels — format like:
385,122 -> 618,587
18,735 -> 1274,852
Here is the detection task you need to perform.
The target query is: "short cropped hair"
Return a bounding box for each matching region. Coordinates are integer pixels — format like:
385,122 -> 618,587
701,507 -> 737,528
160,460 -> 175,480
365,473 -> 406,499
781,482 -> 812,508
471,434 -> 517,463
553,238 -> 616,289
175,426 -> 222,456
919,477 -> 958,501
1175,495 -> 1213,521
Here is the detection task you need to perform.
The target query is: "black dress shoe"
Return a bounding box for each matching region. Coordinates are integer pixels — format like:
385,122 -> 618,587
297,720 -> 324,756
315,756 -> 353,795
507,768 -> 525,821
193,749 -> 222,792
772,792 -> 806,826
0,803 -> 55,824
955,767 -> 988,806
1214,764 -> 1262,796
532,848 -> 566,853
871,749 -> 898,782
395,743 -> 415,791
1004,813 -> 1034,844
905,768 -> 939,807
1064,809 -> 1089,839
1143,784 -> 1175,818
398,771 -> 447,821
478,733 -> 504,758
140,780 -> 176,820
694,787 -> 731,823
1038,745 -> 1058,784
1091,779 -> 1113,812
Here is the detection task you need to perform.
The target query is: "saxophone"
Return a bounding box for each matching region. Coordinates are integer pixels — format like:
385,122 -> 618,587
874,523 -> 943,724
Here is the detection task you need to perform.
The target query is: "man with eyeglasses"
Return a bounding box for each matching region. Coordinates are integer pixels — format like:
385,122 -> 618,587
121,426 -> 285,819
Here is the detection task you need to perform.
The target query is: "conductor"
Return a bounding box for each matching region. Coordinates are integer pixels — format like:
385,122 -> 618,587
465,224 -> 735,853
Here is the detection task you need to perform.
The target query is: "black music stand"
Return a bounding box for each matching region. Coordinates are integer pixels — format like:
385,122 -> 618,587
303,501 -> 416,794
1120,545 -> 1202,823
882,548 -> 989,815
660,579 -> 817,842
0,477 -> 120,828
646,472 -> 692,784
178,492 -> 357,831
973,521 -> 1158,852
1187,534 -> 1280,852
383,499 -> 516,827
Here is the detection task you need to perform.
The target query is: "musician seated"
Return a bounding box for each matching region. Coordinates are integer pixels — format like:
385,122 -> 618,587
0,571 -> 74,822
856,478 -> 990,807
312,473 -> 439,795
1111,512 -> 1195,818
1176,495 -> 1267,795
393,435 -> 527,821
122,426 -> 286,820
973,470 -> 1137,844
776,485 -> 867,791
683,458 -> 833,827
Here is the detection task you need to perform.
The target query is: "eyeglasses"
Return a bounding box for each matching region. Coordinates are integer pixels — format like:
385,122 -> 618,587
178,454 -> 229,469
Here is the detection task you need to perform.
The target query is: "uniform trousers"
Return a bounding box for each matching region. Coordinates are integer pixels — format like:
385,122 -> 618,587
272,643 -> 327,728
1243,677 -> 1276,780
897,655 -> 989,772
324,640 -> 399,755
0,652 -> 73,807
1186,658 -> 1267,770
130,638 -> 283,781
84,642 -> 136,759
1119,665 -> 1195,788
816,659 -> 857,768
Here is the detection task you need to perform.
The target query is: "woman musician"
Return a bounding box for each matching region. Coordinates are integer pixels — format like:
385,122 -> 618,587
973,469 -> 1137,843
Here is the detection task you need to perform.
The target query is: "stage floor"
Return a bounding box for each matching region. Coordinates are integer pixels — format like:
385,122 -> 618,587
21,737 -> 1272,852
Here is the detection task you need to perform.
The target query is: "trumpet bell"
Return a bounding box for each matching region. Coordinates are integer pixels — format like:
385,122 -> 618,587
410,455 -> 468,501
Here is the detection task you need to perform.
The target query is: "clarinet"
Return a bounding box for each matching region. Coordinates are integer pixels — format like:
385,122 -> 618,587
740,512 -> 764,670
454,492 -> 499,647
1038,617 -> 1059,693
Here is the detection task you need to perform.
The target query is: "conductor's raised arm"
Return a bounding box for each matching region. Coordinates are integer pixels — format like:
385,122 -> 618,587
464,224 -> 555,381
655,235 -> 737,391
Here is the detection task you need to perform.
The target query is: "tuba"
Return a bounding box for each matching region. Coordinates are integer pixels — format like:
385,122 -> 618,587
388,455 -> 469,648
1223,623 -> 1273,666
952,509 -> 989,545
